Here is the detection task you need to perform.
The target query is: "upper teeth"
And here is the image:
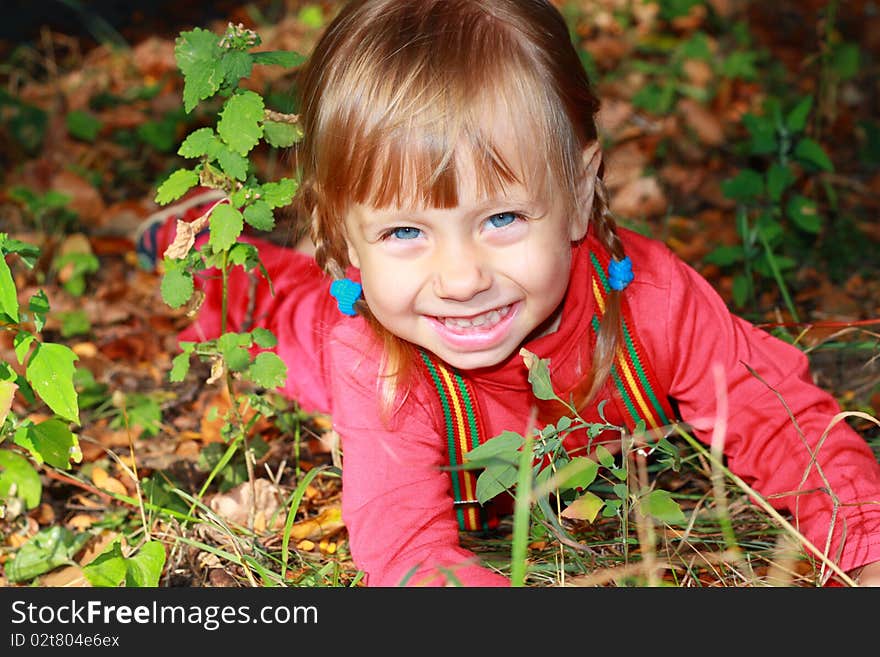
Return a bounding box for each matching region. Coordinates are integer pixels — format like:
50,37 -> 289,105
441,305 -> 511,329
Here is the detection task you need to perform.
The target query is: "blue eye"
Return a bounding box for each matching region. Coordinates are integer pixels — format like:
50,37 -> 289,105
387,226 -> 422,240
487,212 -> 517,229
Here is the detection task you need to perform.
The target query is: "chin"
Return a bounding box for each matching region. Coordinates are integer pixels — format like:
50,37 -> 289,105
429,343 -> 518,371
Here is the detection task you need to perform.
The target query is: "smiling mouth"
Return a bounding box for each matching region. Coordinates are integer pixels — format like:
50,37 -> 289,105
435,304 -> 513,331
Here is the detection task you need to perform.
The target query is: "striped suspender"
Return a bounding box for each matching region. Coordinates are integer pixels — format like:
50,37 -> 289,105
587,249 -> 675,434
422,247 -> 674,532
419,350 -> 498,532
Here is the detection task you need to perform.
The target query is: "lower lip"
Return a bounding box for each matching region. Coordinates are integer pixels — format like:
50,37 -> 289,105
427,304 -> 519,352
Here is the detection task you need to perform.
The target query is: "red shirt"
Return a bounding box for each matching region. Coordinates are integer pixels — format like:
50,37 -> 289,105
172,222 -> 880,586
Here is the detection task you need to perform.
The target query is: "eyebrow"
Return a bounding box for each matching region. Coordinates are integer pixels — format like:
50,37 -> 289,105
356,194 -> 546,224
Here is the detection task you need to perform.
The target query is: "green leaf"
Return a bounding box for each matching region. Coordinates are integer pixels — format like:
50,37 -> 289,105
83,539 -> 166,587
29,290 -> 49,332
243,200 -> 275,231
520,348 -> 558,402
14,419 -> 81,469
0,254 -> 19,322
3,237 -> 41,269
217,147 -> 249,181
742,113 -> 777,155
298,5 -> 326,28
218,90 -> 265,155
786,194 -> 822,233
596,444 -> 615,468
785,96 -> 813,133
260,178 -> 298,208
831,43 -> 860,81
794,138 -> 834,172
0,449 -> 42,509
209,203 -> 244,252
251,327 -> 277,348
556,457 -> 599,490
658,0 -> 701,19
0,379 -> 15,425
26,343 -> 79,424
561,491 -> 604,522
4,526 -> 89,583
169,351 -> 192,383
732,273 -> 751,308
155,169 -> 199,205
160,266 -> 194,309
218,332 -> 252,372
719,51 -> 758,80
263,120 -> 302,148
721,169 -> 764,202
252,50 -> 307,68
66,110 -> 103,142
227,243 -> 262,270
465,431 -> 524,464
175,28 -> 223,113
14,331 -> 35,364
631,82 -> 675,115
247,352 -> 287,389
125,540 -> 166,586
219,50 -> 253,89
82,540 -> 127,587
178,127 -> 217,158
475,461 -> 519,504
703,244 -> 744,267
766,163 -> 795,202
639,489 -> 687,524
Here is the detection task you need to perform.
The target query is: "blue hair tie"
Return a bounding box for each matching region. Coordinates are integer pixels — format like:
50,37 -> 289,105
330,278 -> 363,316
608,256 -> 634,291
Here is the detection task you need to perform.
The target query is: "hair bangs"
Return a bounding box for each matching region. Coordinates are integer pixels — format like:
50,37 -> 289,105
308,3 -> 572,219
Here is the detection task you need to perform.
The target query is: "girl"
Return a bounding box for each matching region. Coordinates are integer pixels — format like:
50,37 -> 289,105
144,0 -> 880,586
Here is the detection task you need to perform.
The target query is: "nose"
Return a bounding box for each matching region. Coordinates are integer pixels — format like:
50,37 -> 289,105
432,243 -> 492,301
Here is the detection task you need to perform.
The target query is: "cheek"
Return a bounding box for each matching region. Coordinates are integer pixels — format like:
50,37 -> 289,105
359,257 -> 417,313
522,239 -> 572,292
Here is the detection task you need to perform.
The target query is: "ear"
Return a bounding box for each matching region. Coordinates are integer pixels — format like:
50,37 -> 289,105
346,238 -> 361,269
569,141 -> 603,242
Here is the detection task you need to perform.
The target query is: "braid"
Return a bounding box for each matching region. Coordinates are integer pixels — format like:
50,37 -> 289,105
582,176 -> 625,408
537,174 -> 625,425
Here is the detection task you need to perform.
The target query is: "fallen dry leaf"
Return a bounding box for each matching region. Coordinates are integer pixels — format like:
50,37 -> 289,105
208,478 -> 285,530
678,98 -> 725,146
51,171 -> 107,226
41,565 -> 91,587
610,176 -> 668,219
288,505 -> 345,541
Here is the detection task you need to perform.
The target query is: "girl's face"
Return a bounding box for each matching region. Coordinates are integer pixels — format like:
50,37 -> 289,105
343,143 -> 590,371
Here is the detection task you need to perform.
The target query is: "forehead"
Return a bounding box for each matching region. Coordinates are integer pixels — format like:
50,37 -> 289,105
366,101 -> 555,212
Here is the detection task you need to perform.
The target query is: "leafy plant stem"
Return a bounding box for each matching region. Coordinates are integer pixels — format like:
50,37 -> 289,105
758,231 -> 800,322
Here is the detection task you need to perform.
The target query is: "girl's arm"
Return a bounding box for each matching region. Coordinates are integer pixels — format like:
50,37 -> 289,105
644,245 -> 880,581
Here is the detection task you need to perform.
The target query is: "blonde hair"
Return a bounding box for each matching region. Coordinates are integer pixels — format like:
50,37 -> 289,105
294,0 -> 626,416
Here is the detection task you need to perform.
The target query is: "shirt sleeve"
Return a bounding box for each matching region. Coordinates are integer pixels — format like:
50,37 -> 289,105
327,323 -> 510,587
641,245 -> 880,578
177,234 -> 337,416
